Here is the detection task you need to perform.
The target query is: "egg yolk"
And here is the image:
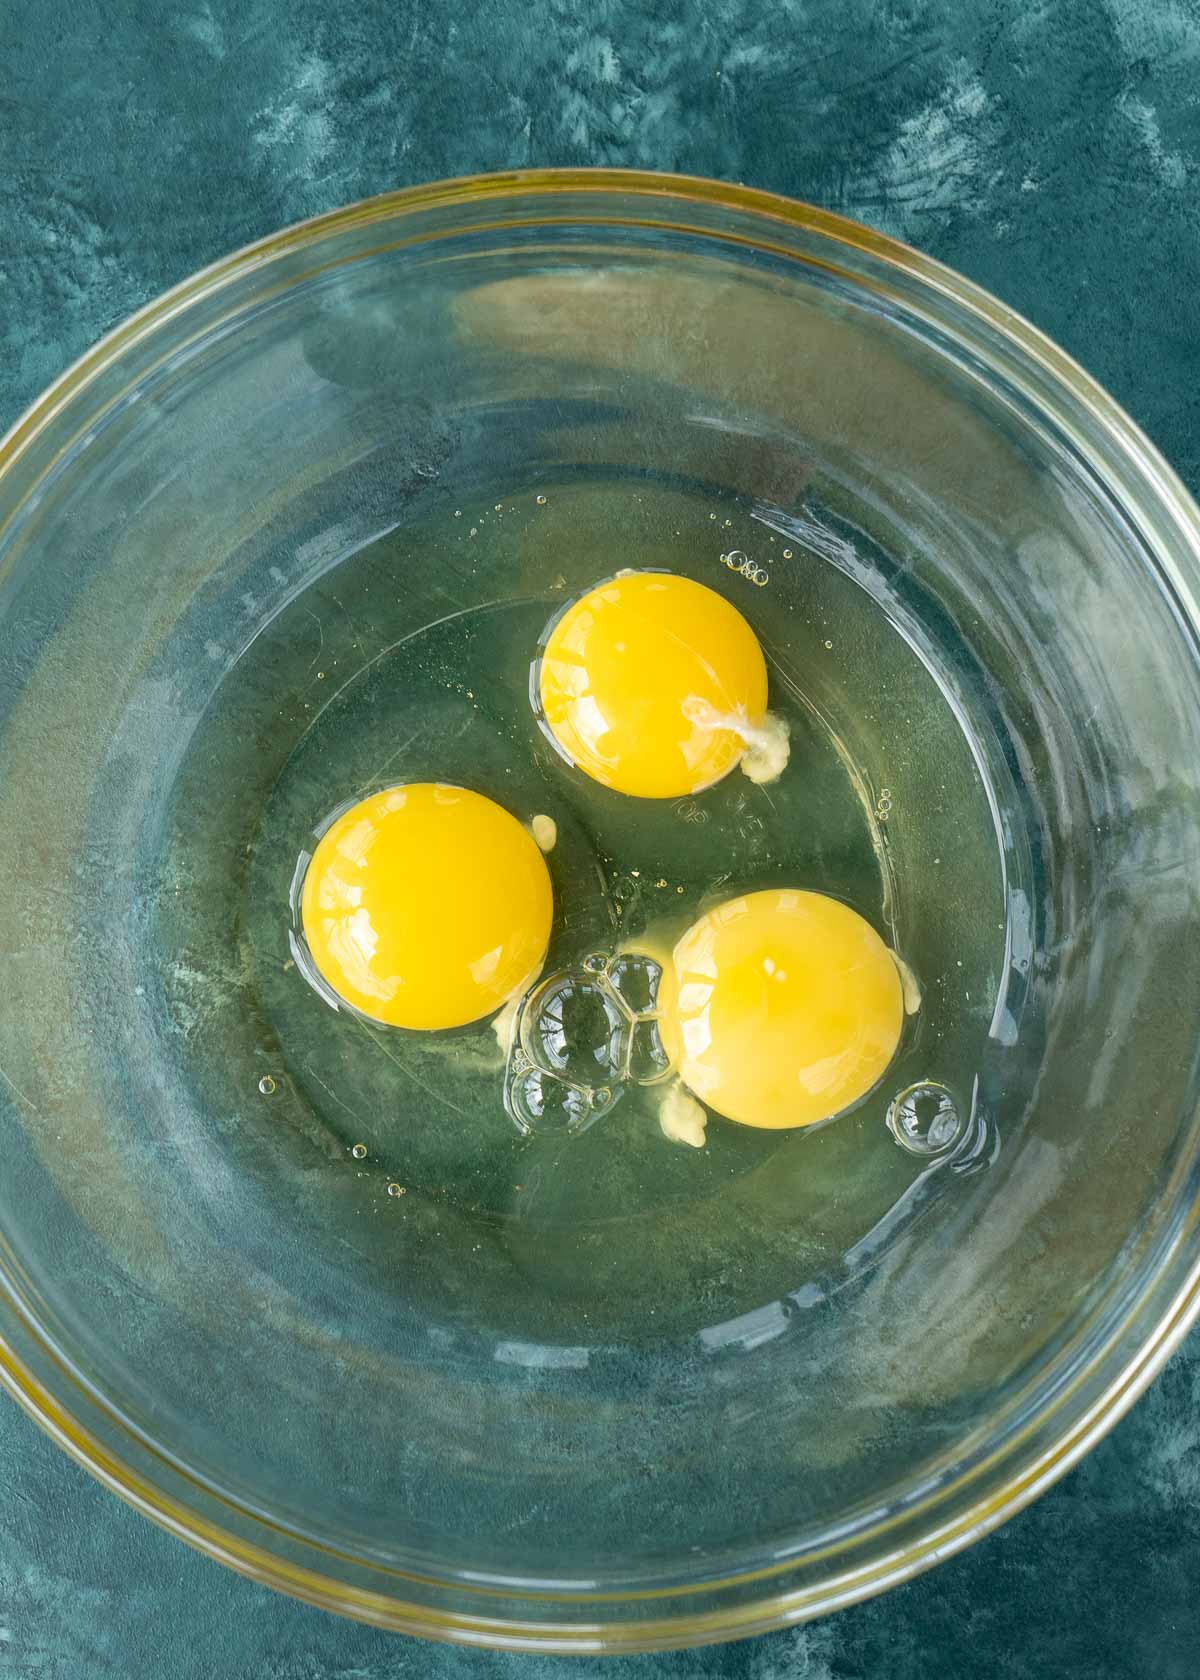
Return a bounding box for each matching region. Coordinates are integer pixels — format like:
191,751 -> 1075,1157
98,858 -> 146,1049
300,783 -> 553,1031
537,571 -> 769,799
657,889 -> 903,1129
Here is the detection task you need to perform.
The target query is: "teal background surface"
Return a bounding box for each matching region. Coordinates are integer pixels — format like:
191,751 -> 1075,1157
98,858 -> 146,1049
3,1 -> 1200,1674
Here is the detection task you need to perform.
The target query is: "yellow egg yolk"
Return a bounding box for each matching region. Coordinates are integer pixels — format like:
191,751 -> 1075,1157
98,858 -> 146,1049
657,889 -> 904,1129
537,571 -> 769,799
300,783 -> 553,1031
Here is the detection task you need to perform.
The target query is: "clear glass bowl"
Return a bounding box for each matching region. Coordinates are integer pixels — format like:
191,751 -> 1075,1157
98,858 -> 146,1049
2,170 -> 1200,1652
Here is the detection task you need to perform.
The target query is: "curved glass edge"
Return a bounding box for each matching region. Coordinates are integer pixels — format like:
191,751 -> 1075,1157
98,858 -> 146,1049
4,168 -> 1200,556
3,1236 -> 1200,1651
3,167 -> 1200,1648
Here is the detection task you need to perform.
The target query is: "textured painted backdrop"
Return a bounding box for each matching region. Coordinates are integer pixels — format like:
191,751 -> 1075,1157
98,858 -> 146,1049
3,1 -> 1200,1675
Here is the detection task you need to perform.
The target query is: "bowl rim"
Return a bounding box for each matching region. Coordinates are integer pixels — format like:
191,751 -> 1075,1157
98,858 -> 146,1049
3,165 -> 1200,1653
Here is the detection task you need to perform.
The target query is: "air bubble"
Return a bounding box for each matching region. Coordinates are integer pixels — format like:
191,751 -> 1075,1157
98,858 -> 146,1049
351,1142 -> 368,1160
258,1074 -> 277,1096
720,551 -> 768,587
628,1018 -> 671,1083
782,548 -> 793,560
519,973 -> 627,1088
387,1182 -> 405,1197
887,1083 -> 963,1156
505,1067 -> 602,1137
607,953 -> 662,1017
502,952 -> 670,1137
536,494 -> 547,506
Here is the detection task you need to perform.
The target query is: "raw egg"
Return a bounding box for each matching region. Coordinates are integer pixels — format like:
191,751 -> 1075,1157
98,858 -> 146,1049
300,783 -> 553,1031
658,889 -> 904,1129
536,571 -> 772,798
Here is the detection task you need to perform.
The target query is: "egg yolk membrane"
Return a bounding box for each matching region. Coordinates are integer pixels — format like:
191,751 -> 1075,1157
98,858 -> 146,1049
657,889 -> 904,1129
300,783 -> 553,1031
537,570 -> 785,799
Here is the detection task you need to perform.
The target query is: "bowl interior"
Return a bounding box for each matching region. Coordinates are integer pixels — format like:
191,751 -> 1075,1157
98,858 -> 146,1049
2,176 -> 1200,1644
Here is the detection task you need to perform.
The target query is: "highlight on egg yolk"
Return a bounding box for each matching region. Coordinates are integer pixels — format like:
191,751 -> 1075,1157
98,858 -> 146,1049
299,783 -> 553,1031
536,571 -> 769,799
657,889 -> 904,1129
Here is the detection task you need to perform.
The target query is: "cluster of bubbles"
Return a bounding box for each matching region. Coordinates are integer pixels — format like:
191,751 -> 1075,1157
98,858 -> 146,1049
504,952 -> 672,1137
720,550 -> 769,587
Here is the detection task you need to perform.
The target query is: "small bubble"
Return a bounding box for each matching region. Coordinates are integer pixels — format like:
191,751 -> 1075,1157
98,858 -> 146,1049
258,1074 -> 277,1096
351,1143 -> 368,1160
782,548 -> 793,559
582,953 -> 608,975
317,670 -> 326,679
751,567 -> 769,586
709,511 -> 717,520
469,527 -> 478,537
454,509 -> 462,518
676,885 -> 685,894
824,640 -> 833,650
536,494 -> 547,506
494,502 -> 503,511
723,519 -> 732,528
887,1083 -> 963,1156
387,1182 -> 406,1197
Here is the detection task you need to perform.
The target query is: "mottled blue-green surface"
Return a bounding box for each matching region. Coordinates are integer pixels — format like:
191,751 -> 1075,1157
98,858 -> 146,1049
3,1 -> 1200,1675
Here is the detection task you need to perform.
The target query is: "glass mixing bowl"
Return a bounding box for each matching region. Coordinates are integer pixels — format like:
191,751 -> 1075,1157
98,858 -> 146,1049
2,170 -> 1200,1653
